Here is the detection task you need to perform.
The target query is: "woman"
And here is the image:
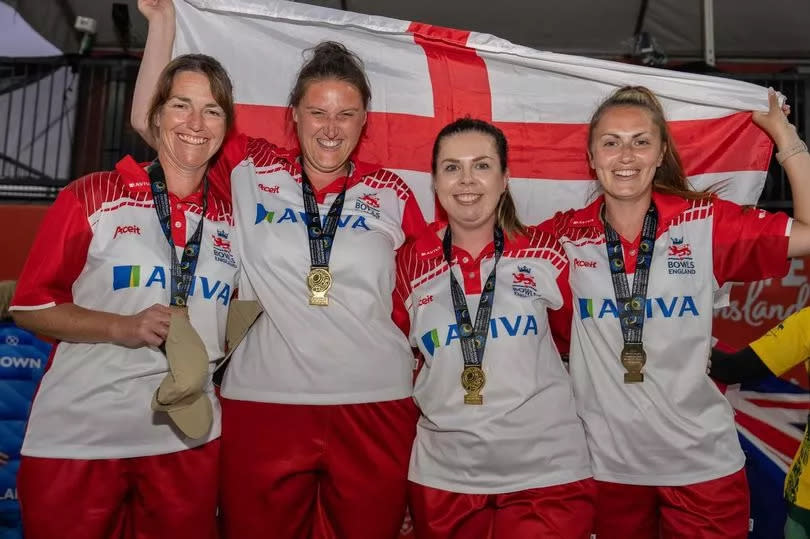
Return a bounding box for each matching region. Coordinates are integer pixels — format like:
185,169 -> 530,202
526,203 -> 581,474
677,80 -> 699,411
9,53 -> 237,539
395,118 -> 594,538
552,85 -> 810,538
133,2 -> 426,537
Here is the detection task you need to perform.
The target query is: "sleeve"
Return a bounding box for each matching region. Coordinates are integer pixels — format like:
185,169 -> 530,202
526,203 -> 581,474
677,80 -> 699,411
401,193 -> 428,242
712,198 -> 791,285
10,188 -> 92,310
749,307 -> 810,376
392,246 -> 413,340
207,132 -> 249,203
547,264 -> 572,357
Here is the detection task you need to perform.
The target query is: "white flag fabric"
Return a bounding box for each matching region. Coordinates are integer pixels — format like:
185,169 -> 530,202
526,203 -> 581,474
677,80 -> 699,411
174,0 -> 774,224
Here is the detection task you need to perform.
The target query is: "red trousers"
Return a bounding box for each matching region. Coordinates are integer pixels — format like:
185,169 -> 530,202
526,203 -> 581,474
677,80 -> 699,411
409,478 -> 597,539
593,468 -> 750,539
219,397 -> 418,539
18,440 -> 219,539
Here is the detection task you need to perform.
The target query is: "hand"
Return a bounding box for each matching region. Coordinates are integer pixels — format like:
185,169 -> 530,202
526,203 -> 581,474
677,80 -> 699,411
137,0 -> 175,23
752,88 -> 800,150
111,304 -> 172,348
0,452 -> 8,466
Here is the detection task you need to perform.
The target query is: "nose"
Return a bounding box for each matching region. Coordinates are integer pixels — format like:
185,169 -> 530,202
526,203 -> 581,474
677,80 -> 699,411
323,116 -> 340,138
187,108 -> 204,131
619,143 -> 634,162
459,164 -> 475,184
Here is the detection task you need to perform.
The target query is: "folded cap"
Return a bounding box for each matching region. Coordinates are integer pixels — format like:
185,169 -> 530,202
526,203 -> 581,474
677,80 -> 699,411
151,307 -> 212,439
212,299 -> 263,387
224,299 -> 263,358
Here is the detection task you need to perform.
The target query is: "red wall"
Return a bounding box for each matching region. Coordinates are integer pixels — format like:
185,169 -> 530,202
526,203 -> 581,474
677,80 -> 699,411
0,203 -> 51,280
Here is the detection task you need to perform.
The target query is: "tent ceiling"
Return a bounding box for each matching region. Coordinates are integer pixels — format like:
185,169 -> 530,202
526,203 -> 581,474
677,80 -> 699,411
4,0 -> 809,62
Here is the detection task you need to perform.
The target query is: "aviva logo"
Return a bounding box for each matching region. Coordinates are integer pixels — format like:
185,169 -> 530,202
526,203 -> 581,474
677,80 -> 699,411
578,296 -> 699,320
255,204 -> 371,230
420,315 -> 538,357
112,266 -> 232,305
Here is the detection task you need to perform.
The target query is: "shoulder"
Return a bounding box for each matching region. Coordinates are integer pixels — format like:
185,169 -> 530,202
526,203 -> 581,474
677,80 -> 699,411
360,168 -> 414,202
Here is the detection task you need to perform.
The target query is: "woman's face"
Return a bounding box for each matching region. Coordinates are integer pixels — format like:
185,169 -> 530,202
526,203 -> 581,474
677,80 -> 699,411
588,105 -> 665,205
434,131 -> 507,233
156,70 -> 227,178
292,78 -> 367,180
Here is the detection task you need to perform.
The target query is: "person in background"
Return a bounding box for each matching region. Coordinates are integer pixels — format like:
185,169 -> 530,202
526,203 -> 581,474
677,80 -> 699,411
711,306 -> 810,539
552,84 -> 810,538
0,280 -> 48,539
9,53 -> 238,539
396,118 -> 594,538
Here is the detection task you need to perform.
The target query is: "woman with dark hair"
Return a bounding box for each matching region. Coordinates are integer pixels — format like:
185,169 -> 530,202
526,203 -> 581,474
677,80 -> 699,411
133,1 -> 426,537
395,118 -> 594,538
552,85 -> 810,538
10,52 -> 237,539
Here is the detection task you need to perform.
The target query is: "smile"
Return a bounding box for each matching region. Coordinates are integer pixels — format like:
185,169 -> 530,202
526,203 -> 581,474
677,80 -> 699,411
317,138 -> 341,149
453,193 -> 483,204
177,133 -> 208,145
613,169 -> 640,177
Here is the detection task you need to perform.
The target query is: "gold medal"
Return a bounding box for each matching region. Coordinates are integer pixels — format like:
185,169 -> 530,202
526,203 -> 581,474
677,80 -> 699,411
461,366 -> 486,405
621,343 -> 646,383
307,267 -> 332,306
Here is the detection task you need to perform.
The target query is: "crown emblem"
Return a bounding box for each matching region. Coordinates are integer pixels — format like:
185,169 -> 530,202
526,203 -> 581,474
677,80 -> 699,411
671,237 -> 683,245
217,229 -> 229,238
517,265 -> 531,273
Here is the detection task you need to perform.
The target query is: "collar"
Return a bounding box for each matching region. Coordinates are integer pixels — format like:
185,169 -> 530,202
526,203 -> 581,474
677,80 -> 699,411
413,220 -> 531,261
279,150 -> 383,198
567,191 -> 693,231
115,155 -> 206,206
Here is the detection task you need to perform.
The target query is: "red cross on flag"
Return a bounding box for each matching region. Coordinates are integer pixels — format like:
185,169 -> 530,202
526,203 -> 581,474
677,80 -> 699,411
175,0 -> 774,223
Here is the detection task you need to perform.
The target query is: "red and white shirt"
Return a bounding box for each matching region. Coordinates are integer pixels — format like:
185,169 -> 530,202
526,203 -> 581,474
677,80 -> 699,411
553,191 -> 791,486
395,221 -> 591,493
212,135 -> 426,404
10,156 -> 238,459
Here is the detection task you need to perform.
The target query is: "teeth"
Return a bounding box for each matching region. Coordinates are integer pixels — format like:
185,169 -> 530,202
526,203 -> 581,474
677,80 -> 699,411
178,134 -> 207,145
318,139 -> 341,148
614,169 -> 639,177
454,193 -> 482,203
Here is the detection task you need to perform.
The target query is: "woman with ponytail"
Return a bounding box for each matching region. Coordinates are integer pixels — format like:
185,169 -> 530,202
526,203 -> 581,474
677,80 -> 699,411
395,118 -> 595,538
132,1 -> 426,537
552,85 -> 810,538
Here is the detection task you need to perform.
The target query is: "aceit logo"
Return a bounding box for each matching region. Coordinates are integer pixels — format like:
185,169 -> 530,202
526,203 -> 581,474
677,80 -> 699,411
258,183 -> 280,194
113,225 -> 141,239
417,295 -> 434,307
578,296 -> 699,320
112,265 -> 232,305
255,204 -> 371,231
355,193 -> 381,219
574,258 -> 597,268
420,314 -> 539,357
512,265 -> 537,297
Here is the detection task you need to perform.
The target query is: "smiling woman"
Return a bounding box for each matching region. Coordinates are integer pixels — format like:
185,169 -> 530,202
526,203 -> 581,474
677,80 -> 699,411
8,52 -> 238,539
551,85 -> 810,539
129,2 -> 427,538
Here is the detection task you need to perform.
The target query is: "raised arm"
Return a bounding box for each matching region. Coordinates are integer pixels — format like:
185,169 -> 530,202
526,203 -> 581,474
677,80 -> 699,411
752,88 -> 810,257
132,0 -> 177,148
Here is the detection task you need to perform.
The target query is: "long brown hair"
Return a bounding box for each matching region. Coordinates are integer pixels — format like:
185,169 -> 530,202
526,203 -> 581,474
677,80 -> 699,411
588,85 -> 710,201
431,117 -> 525,238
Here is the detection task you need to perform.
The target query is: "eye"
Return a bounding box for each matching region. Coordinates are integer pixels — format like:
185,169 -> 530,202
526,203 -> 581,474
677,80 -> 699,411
602,140 -> 618,147
635,138 -> 650,146
444,163 -> 459,172
474,162 -> 490,170
171,102 -> 187,109
310,110 -> 324,117
205,108 -> 224,117
339,111 -> 355,119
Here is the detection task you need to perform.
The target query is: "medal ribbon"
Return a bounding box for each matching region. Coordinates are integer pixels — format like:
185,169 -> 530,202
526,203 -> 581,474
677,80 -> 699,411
301,170 -> 347,269
147,159 -> 208,308
603,204 -> 658,347
442,226 -> 504,369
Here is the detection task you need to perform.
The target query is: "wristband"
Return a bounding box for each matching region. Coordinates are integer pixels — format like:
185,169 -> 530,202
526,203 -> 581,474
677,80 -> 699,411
776,139 -> 808,165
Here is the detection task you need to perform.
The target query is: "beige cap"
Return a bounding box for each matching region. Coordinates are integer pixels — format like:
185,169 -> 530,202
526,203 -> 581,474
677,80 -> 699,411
212,299 -> 263,384
151,308 -> 212,439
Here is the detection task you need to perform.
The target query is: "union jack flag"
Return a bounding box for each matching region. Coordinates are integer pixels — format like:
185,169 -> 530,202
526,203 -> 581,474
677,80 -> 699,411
726,375 -> 810,538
